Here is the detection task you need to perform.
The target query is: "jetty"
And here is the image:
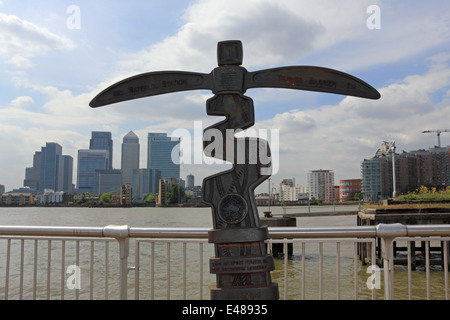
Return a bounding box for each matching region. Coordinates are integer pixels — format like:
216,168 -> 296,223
357,202 -> 450,268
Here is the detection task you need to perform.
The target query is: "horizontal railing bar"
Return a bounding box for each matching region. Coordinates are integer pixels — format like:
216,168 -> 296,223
129,228 -> 209,239
0,226 -> 104,237
267,238 -> 376,244
1,224 -> 450,240
268,226 -> 377,238
406,225 -> 450,237
136,238 -> 209,244
0,235 -> 115,242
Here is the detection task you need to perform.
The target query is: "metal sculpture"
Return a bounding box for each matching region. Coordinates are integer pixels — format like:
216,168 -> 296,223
90,40 -> 380,300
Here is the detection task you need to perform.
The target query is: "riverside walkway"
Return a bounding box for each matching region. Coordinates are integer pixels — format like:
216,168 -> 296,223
271,204 -> 359,217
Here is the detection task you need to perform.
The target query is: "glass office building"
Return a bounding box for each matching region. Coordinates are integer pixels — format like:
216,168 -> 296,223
77,149 -> 109,194
121,131 -> 139,185
147,133 -> 180,179
132,168 -> 161,200
39,143 -> 64,193
90,131 -> 113,169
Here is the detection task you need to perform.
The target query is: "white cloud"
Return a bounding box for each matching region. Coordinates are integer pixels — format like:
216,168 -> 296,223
10,96 -> 34,107
258,56 -> 450,185
115,0 -> 368,75
0,12 -> 75,68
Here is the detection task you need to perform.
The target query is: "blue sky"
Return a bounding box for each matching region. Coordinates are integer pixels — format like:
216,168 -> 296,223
0,0 -> 449,192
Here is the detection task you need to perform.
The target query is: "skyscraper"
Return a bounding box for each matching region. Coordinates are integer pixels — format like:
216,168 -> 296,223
90,131 -> 113,169
39,143 -> 64,192
77,149 -> 109,194
23,144 -> 73,194
147,132 -> 180,179
121,131 -> 139,185
62,155 -> 74,194
23,151 -> 41,192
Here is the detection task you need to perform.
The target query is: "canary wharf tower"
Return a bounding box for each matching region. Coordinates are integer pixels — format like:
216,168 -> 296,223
147,133 -> 180,179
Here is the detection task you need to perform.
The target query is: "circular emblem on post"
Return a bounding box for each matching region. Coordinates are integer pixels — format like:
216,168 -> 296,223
218,194 -> 248,224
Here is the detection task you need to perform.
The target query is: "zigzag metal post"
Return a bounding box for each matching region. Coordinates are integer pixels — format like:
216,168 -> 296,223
90,40 -> 380,300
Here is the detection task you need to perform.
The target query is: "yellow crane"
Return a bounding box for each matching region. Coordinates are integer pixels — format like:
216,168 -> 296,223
422,129 -> 450,147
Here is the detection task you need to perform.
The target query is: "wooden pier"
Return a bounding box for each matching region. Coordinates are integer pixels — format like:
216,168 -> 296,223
357,206 -> 450,268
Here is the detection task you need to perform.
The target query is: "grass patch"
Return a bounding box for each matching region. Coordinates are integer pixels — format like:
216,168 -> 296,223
363,202 -> 450,210
396,186 -> 450,201
363,186 -> 450,210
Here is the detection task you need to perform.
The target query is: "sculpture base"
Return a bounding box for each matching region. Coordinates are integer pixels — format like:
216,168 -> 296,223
211,283 -> 279,300
208,226 -> 279,300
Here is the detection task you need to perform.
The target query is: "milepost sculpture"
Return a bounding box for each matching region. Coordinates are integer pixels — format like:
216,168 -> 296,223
90,40 -> 380,300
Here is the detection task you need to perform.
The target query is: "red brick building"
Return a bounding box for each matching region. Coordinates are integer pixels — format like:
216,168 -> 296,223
339,179 -> 362,202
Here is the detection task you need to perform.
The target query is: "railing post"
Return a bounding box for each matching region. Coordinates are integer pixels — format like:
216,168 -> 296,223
103,225 -> 130,300
376,223 -> 407,300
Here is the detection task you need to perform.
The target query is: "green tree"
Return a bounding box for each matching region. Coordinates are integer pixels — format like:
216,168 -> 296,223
99,191 -> 114,204
144,193 -> 156,203
166,184 -> 185,205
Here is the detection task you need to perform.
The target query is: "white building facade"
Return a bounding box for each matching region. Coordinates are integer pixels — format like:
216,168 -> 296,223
307,170 -> 335,202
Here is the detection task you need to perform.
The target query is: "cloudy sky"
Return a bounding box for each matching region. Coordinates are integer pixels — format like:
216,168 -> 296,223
0,0 -> 449,193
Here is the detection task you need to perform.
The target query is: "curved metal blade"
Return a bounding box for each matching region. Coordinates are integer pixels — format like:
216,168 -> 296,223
90,71 -> 214,108
244,66 -> 380,99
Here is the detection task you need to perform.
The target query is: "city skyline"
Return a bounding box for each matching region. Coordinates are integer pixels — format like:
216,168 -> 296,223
7,128 -> 450,197
0,1 -> 449,191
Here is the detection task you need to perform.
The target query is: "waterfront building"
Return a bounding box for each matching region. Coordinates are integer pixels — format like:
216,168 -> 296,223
186,174 -> 194,189
121,184 -> 132,205
121,131 -> 140,185
77,149 -> 109,194
361,157 -> 392,202
307,170 -> 335,202
147,133 -> 180,179
409,149 -> 432,186
157,177 -> 183,206
185,185 -> 202,204
96,169 -> 122,194
0,192 -> 34,206
361,145 -> 450,202
62,155 -> 74,194
39,143 -> 64,193
430,147 -> 450,187
24,151 -> 42,192
279,178 -> 294,202
278,178 -> 308,203
339,179 -> 362,202
0,184 -> 5,194
23,167 -> 38,191
23,145 -> 72,194
36,189 -> 64,205
90,131 -> 113,169
132,168 -> 161,200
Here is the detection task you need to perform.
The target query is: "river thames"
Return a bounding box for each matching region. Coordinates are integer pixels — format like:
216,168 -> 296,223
0,205 -> 448,300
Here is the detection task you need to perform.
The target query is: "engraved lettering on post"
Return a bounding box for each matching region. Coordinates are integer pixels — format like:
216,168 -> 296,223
308,77 -> 336,89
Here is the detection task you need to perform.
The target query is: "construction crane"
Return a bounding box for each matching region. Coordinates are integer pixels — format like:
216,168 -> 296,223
422,129 -> 450,147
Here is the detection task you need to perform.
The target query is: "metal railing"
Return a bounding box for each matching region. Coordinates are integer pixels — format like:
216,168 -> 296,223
1,223 -> 450,300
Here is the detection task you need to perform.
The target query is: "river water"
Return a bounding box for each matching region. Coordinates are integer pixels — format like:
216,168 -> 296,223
0,205 -> 448,300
